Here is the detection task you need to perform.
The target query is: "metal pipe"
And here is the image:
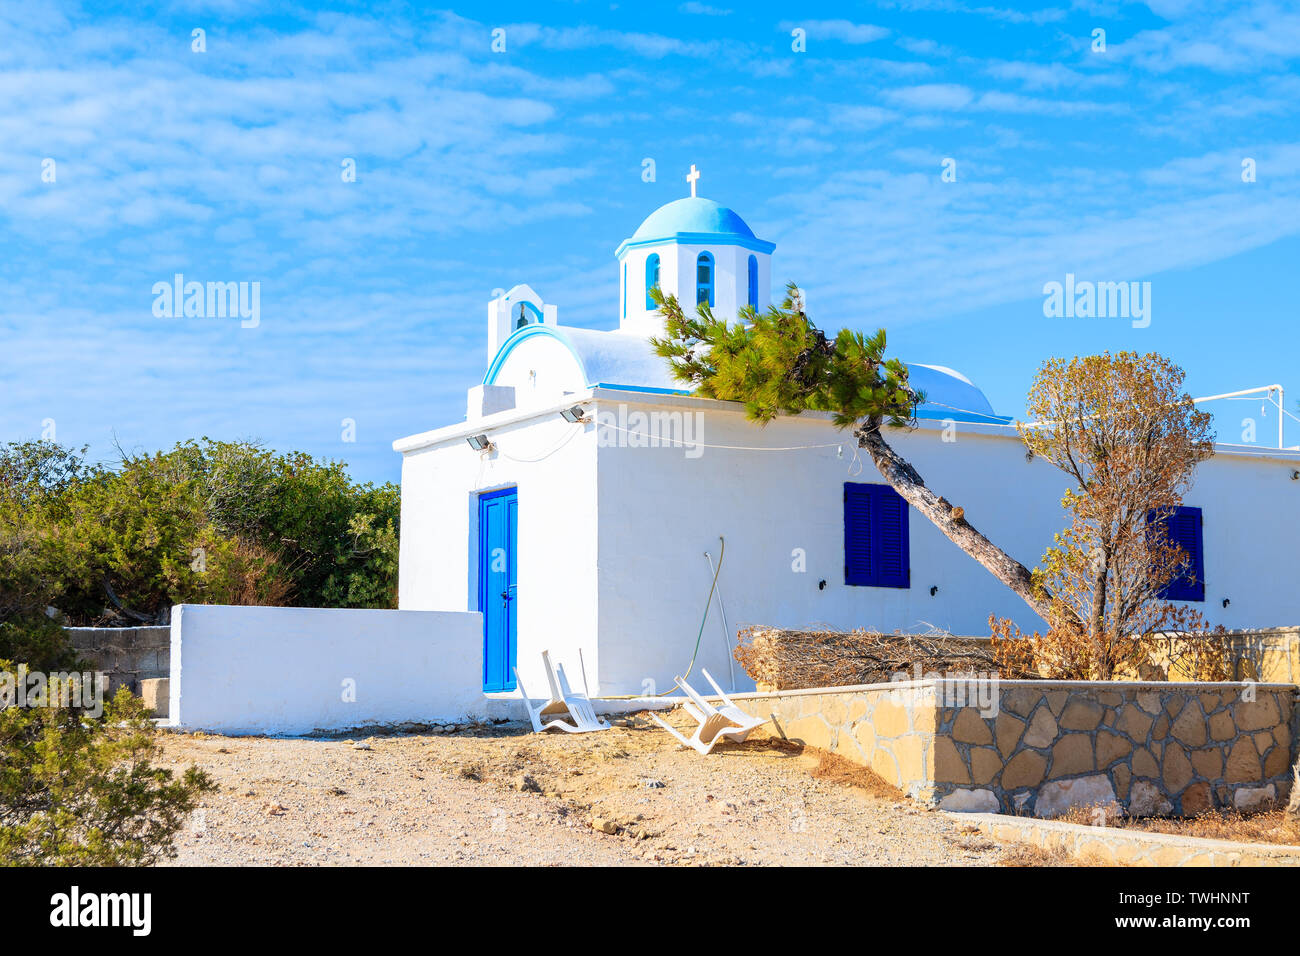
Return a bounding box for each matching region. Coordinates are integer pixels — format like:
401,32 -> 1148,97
1191,384 -> 1285,449
704,542 -> 737,691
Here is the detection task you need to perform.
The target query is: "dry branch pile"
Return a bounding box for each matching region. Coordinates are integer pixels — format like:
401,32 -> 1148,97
734,625 -> 1009,691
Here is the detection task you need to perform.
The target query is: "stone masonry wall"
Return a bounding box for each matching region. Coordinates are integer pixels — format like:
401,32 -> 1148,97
64,626 -> 170,695
934,682 -> 1296,817
739,679 -> 1297,818
745,681 -> 941,801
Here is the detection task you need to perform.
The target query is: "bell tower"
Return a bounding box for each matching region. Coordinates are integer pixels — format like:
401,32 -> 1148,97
615,168 -> 776,337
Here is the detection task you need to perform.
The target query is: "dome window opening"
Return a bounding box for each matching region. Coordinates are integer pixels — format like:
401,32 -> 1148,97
645,254 -> 661,310
696,252 -> 714,307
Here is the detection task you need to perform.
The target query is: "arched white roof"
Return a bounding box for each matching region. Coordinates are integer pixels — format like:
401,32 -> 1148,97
484,325 -> 1005,422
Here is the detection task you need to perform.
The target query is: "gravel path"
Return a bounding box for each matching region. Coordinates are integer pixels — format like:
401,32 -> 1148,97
157,713 -> 1012,866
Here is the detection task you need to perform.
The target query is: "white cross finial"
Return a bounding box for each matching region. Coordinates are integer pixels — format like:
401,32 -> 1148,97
686,164 -> 700,198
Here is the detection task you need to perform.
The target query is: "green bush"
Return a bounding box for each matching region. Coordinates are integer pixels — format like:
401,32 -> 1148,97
0,662 -> 215,866
0,613 -> 80,673
0,438 -> 400,625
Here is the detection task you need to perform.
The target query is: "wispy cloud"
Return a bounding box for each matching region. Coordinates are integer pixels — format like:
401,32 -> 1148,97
780,19 -> 891,44
3,0 -> 1299,476
679,2 -> 732,15
884,83 -> 974,110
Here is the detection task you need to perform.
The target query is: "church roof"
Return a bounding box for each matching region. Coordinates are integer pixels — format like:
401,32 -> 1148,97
616,198 -> 776,258
483,324 -> 1008,424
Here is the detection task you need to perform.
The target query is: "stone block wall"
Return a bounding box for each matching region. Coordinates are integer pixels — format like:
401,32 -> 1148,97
745,681 -> 941,801
739,679 -> 1297,818
64,626 -> 170,695
933,682 -> 1295,817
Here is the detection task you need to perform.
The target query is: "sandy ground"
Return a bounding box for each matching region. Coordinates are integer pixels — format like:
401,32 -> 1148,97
156,712 -> 1014,866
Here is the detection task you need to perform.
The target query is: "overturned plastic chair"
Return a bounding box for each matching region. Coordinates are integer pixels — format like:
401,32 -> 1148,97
515,650 -> 610,734
681,668 -> 766,739
650,669 -> 766,755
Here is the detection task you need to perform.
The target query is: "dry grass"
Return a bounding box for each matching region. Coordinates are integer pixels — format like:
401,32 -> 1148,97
1116,808 -> 1300,846
1052,799 -> 1300,847
997,842 -> 1122,867
807,749 -> 905,801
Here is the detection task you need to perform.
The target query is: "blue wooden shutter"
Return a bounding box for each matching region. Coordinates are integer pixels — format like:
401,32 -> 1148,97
844,483 -> 874,585
1152,505 -> 1204,602
876,486 -> 910,588
844,483 -> 910,588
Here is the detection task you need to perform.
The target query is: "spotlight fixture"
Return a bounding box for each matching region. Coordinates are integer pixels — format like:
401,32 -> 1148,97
1222,598 -> 1231,609
1292,470 -> 1300,481
930,586 -> 939,597
559,405 -> 590,424
466,434 -> 494,452
818,579 -> 827,591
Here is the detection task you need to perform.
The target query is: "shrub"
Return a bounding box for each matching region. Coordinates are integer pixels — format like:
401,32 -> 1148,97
0,662 -> 215,866
0,613 -> 81,673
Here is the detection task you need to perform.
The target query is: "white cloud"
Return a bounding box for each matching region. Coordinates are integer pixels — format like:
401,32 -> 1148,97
781,20 -> 891,44
679,2 -> 732,14
884,83 -> 974,110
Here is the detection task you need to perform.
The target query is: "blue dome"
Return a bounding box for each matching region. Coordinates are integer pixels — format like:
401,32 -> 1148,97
631,198 -> 757,241
617,198 -> 775,258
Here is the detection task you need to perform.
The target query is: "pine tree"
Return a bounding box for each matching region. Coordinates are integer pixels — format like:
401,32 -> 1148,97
650,282 -> 1054,623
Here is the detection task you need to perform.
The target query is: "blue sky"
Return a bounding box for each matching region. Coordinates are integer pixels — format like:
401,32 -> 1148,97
2,0 -> 1298,484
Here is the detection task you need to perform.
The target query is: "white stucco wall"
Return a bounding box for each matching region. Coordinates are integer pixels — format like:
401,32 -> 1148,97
394,387 -> 1300,701
395,402 -> 601,699
486,333 -> 582,407
168,604 -> 486,735
591,392 -> 1300,696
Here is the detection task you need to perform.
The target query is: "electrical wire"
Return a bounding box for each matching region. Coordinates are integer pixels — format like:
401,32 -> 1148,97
496,421 -> 585,463
593,419 -> 843,452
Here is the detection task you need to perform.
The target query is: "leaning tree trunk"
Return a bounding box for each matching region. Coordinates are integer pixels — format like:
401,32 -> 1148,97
854,419 -> 1058,626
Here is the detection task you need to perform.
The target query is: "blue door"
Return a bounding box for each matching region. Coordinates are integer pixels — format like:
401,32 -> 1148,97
478,487 -> 518,692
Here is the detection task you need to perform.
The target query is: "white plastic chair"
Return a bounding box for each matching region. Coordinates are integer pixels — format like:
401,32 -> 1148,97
515,650 -> 610,734
650,669 -> 766,755
680,668 -> 766,739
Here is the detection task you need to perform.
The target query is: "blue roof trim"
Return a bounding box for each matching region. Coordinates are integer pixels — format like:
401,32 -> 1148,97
484,325 -> 588,386
615,233 -> 777,259
914,409 -> 1013,425
593,382 -> 691,396
592,386 -> 1009,421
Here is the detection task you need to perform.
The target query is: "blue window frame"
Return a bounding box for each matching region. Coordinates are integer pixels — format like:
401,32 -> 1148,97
1149,505 -> 1205,602
696,252 -> 714,307
645,253 -> 660,310
747,255 -> 758,308
844,482 -> 909,588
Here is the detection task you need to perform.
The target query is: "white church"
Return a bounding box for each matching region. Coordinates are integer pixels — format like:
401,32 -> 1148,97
393,171 -> 1300,698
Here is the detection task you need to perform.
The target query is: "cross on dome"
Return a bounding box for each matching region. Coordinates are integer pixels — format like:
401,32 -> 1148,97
686,164 -> 700,198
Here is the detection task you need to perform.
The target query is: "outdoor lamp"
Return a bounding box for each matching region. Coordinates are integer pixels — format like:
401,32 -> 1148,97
466,434 -> 493,452
560,405 -> 590,424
